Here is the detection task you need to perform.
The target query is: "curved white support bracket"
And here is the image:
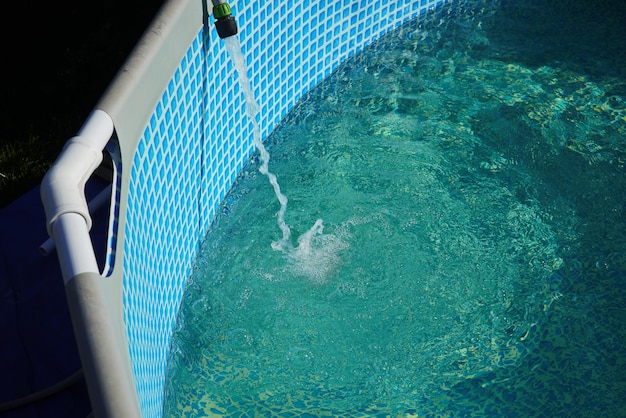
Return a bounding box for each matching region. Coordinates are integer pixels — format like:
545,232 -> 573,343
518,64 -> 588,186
41,109 -> 114,279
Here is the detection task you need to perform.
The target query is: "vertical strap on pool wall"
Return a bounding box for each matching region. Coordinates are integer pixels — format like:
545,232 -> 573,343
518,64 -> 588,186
65,272 -> 141,418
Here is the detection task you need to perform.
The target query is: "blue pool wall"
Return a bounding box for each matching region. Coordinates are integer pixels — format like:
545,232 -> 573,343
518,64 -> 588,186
119,0 -> 447,415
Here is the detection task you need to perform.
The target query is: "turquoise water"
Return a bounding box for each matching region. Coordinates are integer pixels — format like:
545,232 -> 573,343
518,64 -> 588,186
164,1 -> 626,416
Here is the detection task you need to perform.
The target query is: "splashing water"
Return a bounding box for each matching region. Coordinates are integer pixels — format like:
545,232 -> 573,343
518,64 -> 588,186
223,36 -> 325,256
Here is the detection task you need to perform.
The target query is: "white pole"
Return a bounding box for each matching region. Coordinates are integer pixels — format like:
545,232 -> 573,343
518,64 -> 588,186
52,212 -> 100,282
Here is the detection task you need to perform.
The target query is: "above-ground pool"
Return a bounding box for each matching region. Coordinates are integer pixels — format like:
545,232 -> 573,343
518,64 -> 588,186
163,1 -> 626,416
41,0 -> 625,416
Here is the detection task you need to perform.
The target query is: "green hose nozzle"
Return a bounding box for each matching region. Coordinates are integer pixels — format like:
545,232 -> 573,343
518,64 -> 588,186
212,1 -> 238,38
213,3 -> 232,19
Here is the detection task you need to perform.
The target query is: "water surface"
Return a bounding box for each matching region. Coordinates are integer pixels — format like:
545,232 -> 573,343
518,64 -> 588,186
164,1 -> 626,415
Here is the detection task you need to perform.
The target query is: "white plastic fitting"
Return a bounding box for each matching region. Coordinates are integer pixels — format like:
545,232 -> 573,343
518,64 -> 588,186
52,212 -> 101,280
41,109 -> 114,279
41,109 -> 113,234
39,184 -> 113,256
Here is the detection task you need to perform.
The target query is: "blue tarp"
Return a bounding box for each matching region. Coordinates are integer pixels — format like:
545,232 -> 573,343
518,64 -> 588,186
0,179 -> 109,417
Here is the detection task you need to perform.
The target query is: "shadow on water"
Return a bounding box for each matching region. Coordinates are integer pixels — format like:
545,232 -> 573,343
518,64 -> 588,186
485,0 -> 626,81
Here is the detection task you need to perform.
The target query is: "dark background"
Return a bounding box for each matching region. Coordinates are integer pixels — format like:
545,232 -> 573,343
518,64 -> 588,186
0,0 -> 165,207
0,2 -> 163,417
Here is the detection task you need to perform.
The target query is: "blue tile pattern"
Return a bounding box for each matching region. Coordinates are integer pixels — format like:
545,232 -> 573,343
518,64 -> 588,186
121,0 -> 447,416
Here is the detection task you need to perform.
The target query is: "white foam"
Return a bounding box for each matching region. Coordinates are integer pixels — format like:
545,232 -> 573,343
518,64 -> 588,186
286,219 -> 350,284
283,216 -> 384,284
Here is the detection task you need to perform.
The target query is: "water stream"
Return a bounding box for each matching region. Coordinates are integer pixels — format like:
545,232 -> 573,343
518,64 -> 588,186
223,37 -> 324,254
